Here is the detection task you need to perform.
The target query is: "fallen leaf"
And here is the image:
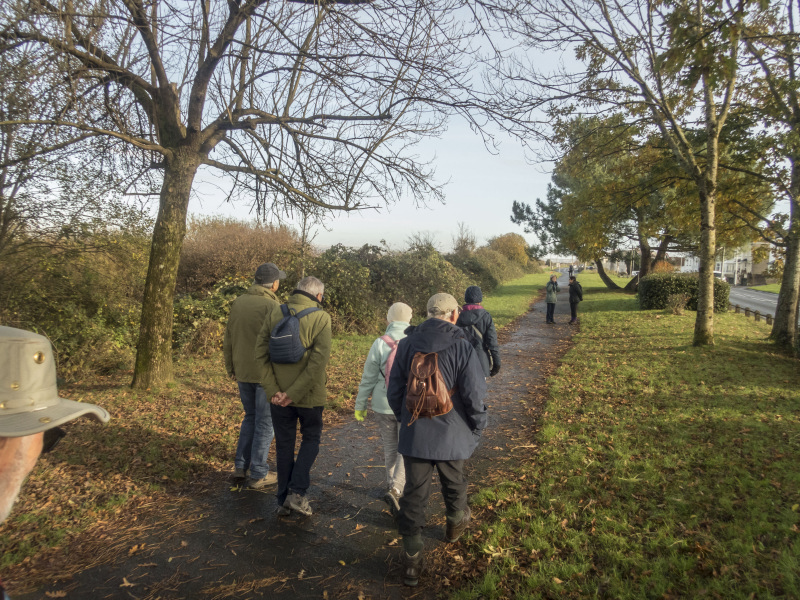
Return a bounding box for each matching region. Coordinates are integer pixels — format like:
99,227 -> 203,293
45,592 -> 67,598
339,560 -> 346,566
553,577 -> 563,584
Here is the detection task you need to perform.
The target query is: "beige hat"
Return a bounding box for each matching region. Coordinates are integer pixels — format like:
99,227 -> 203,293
387,302 -> 412,324
0,326 -> 110,437
427,293 -> 459,316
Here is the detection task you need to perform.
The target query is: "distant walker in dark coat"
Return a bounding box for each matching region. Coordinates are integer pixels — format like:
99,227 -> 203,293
568,276 -> 583,324
456,285 -> 501,378
387,293 -> 488,587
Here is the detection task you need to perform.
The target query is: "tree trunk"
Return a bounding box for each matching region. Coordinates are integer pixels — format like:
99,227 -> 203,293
595,259 -> 622,290
771,183 -> 800,352
652,235 -> 671,266
132,149 -> 201,388
694,187 -> 716,346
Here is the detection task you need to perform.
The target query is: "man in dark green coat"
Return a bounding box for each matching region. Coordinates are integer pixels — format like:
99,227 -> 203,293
255,276 -> 332,517
224,263 -> 285,490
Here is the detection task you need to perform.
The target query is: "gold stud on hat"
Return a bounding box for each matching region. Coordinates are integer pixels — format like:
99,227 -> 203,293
33,351 -> 45,364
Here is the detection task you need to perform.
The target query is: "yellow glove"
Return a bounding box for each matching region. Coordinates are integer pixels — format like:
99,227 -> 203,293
354,410 -> 368,422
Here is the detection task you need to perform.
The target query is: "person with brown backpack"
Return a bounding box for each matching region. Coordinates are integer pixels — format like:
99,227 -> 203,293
386,293 -> 488,587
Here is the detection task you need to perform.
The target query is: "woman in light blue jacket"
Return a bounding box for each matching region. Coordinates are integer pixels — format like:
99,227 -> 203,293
354,302 -> 412,515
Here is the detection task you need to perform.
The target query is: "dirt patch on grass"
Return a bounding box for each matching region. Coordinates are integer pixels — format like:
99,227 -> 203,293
7,283 -> 577,599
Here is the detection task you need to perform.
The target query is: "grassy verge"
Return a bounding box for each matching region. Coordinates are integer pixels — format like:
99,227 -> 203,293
0,273 -> 542,573
457,285 -> 800,598
752,284 -> 780,294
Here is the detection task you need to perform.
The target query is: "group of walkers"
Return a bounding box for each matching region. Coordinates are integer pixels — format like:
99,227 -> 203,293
224,263 -> 502,585
0,262 -> 585,597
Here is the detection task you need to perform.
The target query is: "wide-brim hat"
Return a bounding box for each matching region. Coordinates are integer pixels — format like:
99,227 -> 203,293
0,326 -> 110,437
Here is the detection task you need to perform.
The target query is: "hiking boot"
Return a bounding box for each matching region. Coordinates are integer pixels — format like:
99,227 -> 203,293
275,505 -> 292,517
284,492 -> 313,516
383,488 -> 401,516
402,550 -> 424,586
247,471 -> 278,489
231,468 -> 247,480
446,506 -> 472,543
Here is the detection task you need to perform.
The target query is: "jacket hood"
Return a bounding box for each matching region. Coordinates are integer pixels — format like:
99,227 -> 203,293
384,321 -> 409,338
457,307 -> 485,326
409,318 -> 465,353
287,291 -> 322,310
247,284 -> 277,299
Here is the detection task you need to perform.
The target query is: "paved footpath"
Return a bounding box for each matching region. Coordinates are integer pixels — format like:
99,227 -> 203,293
19,282 -> 576,600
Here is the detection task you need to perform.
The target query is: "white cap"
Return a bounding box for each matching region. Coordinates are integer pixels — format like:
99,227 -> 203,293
0,326 -> 110,437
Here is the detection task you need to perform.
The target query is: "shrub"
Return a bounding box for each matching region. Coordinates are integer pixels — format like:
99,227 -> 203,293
177,217 -> 301,293
652,260 -> 675,273
487,233 -> 529,266
172,275 -> 250,349
638,273 -> 730,312
0,231 -> 147,380
181,318 -> 226,357
665,293 -> 691,315
370,247 -> 471,322
310,246 -> 380,334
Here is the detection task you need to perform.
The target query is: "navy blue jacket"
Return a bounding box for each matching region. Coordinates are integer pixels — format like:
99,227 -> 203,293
387,318 -> 488,461
456,306 -> 500,377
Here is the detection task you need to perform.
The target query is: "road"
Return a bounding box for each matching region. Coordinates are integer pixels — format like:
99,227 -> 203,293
728,286 -> 779,318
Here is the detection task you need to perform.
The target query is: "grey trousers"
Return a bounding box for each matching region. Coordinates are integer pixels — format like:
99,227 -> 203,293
373,412 -> 406,493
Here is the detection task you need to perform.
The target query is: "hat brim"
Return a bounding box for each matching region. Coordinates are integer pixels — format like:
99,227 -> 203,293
0,397 -> 110,438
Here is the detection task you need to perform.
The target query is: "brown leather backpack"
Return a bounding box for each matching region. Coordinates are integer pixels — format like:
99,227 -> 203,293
405,351 -> 454,424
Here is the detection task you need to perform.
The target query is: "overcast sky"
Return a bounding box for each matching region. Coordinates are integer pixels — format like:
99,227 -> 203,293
190,117 -> 554,253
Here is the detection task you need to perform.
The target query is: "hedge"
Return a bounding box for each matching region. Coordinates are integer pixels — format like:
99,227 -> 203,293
638,273 -> 730,312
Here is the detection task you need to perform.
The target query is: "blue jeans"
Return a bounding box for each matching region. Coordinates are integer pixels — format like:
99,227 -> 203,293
235,383 -> 274,480
546,303 -> 556,322
270,404 -> 324,505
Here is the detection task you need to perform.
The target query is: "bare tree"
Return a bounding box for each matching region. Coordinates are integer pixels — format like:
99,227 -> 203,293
1,0 -> 490,386
487,0 -> 760,345
451,221 -> 477,257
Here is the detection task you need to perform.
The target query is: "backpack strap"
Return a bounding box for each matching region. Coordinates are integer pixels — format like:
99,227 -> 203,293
378,335 -> 396,378
280,304 -> 290,317
293,307 -> 320,320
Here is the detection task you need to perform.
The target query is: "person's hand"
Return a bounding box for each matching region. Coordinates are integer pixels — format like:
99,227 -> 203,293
229,373 -> 237,382
490,365 -> 500,377
271,392 -> 292,407
354,410 -> 368,422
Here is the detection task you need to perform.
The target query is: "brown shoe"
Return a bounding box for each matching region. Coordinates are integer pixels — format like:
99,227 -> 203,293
402,551 -> 424,586
445,506 -> 472,543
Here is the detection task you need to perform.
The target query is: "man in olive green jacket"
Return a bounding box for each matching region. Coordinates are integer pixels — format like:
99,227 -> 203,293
255,276 -> 332,516
224,263 -> 285,490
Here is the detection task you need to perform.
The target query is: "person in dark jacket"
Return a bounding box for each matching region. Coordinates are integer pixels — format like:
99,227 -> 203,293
456,285 -> 500,377
545,274 -> 560,324
568,276 -> 583,324
387,293 -> 488,587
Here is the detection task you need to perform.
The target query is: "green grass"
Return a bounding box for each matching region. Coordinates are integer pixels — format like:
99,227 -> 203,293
752,284 -> 781,294
482,272 -> 553,329
457,287 -> 800,599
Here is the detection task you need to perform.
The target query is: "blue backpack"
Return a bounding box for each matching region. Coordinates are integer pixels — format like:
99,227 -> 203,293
269,304 -> 320,364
